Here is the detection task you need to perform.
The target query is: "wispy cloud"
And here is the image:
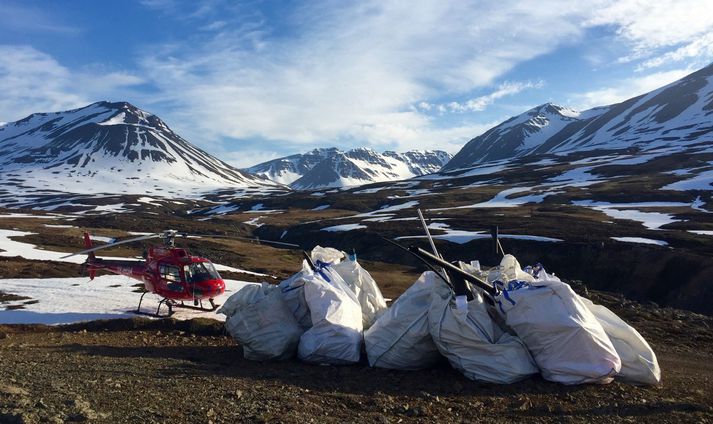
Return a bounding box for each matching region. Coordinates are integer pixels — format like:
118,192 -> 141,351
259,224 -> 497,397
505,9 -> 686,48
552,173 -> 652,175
585,0 -> 713,69
0,3 -> 81,35
0,45 -> 143,121
570,68 -> 693,110
420,81 -> 545,114
2,0 -> 711,163
136,0 -> 594,153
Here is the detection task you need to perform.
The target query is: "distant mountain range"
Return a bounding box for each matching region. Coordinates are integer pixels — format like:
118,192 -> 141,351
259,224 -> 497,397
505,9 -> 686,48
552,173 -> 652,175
444,63 -> 713,171
2,63 -> 712,203
0,101 -> 281,197
246,148 -> 452,189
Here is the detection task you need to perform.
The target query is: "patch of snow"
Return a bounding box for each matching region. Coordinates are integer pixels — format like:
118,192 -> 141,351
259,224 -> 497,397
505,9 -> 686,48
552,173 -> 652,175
430,187 -> 548,210
572,200 -> 683,230
352,186 -> 389,194
377,201 -> 419,213
0,275 -> 256,324
0,213 -> 61,219
137,196 -> 162,206
89,235 -> 114,243
312,204 -> 331,211
611,237 -> 668,246
206,204 -> 240,215
662,166 -> 713,191
397,222 -> 562,244
98,111 -> 127,126
688,230 -> 713,236
692,196 -> 709,213
547,166 -> 603,188
243,216 -> 264,227
321,223 -> 367,232
361,215 -> 395,222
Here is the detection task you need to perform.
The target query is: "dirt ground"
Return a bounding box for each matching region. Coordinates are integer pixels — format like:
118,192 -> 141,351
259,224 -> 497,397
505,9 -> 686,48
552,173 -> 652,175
1,291 -> 712,424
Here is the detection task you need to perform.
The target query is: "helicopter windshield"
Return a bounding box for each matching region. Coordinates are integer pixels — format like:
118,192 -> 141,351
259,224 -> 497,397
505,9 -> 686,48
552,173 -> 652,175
184,262 -> 221,284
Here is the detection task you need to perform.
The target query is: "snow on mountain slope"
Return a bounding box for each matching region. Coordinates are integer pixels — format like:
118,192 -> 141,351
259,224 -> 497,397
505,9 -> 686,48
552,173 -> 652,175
0,101 -> 282,197
248,147 -> 452,189
245,148 -> 339,185
444,63 -> 713,171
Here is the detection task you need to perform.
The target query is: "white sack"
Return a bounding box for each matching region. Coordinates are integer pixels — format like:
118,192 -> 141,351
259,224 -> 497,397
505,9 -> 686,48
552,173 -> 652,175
494,256 -> 621,384
278,261 -> 316,330
429,275 -> 539,384
364,271 -> 442,370
219,283 -> 303,361
332,258 -> 388,329
311,245 -> 344,265
580,297 -> 661,385
297,265 -> 363,364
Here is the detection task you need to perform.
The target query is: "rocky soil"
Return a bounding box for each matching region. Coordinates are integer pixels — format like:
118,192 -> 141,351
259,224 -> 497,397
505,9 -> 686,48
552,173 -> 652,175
1,289 -> 712,424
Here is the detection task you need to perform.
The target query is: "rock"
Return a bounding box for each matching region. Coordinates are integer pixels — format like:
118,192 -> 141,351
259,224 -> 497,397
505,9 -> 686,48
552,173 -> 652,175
66,397 -> 99,422
0,384 -> 29,396
0,412 -> 29,424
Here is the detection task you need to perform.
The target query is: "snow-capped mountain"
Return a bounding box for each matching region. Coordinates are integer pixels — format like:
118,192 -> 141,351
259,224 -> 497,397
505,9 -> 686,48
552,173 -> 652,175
247,148 -> 452,189
245,148 -> 341,185
443,63 -> 713,171
0,101 -> 281,196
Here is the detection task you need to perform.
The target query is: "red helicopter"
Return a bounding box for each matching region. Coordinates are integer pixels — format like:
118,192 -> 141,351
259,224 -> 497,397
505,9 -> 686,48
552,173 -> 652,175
63,230 -> 228,317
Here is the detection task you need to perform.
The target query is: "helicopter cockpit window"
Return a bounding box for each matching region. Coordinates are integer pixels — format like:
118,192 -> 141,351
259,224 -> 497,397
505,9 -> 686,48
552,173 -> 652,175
159,264 -> 181,282
184,262 -> 221,284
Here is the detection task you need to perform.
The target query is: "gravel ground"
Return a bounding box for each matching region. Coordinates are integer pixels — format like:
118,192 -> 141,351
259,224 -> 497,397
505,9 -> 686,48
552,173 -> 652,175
1,293 -> 712,424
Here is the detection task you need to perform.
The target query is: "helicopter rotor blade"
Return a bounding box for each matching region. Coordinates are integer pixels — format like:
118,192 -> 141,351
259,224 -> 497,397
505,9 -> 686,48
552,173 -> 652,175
60,233 -> 160,259
182,234 -> 300,248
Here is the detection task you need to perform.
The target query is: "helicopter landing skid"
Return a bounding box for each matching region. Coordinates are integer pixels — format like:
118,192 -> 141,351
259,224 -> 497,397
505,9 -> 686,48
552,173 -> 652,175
134,292 -> 175,318
173,298 -> 219,312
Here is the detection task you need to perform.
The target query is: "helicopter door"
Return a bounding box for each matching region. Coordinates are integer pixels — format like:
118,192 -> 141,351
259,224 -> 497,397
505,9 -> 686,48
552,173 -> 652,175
159,263 -> 183,292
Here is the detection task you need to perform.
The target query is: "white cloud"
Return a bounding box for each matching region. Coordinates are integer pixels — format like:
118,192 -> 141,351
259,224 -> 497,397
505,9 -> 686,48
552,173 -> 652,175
586,0 -> 713,68
0,45 -> 144,122
0,3 -> 80,35
571,68 -> 693,110
137,0 -> 595,150
423,80 -> 544,113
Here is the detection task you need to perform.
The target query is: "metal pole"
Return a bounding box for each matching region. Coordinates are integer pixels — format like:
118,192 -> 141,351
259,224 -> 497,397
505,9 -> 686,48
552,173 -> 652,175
417,209 -> 450,284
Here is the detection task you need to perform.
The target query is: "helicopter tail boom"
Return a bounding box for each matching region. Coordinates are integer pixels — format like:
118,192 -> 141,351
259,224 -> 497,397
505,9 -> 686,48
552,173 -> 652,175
83,232 -> 97,280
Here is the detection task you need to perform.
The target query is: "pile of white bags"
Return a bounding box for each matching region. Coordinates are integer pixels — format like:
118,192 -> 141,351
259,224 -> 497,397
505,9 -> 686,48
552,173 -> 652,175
333,258 -> 388,329
218,283 -> 303,361
495,276 -> 622,384
278,262 -> 317,330
220,245 -> 660,386
364,272 -> 442,370
428,273 -> 539,383
297,254 -> 363,364
312,246 -> 388,330
489,254 -> 663,385
221,246 -> 384,365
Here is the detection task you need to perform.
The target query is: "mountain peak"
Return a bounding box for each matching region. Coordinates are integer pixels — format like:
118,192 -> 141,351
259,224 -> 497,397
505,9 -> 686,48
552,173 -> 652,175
443,63 -> 713,171
531,102 -> 580,118
0,101 -> 281,196
249,147 -> 452,189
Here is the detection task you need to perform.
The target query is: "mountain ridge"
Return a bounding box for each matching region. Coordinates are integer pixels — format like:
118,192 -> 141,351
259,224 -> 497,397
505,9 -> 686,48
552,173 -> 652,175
0,101 -> 282,197
444,63 -> 713,171
247,147 -> 452,189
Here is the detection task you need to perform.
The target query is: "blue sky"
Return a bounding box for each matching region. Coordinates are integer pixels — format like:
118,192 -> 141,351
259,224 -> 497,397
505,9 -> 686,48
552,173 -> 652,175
1,0 -> 712,167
